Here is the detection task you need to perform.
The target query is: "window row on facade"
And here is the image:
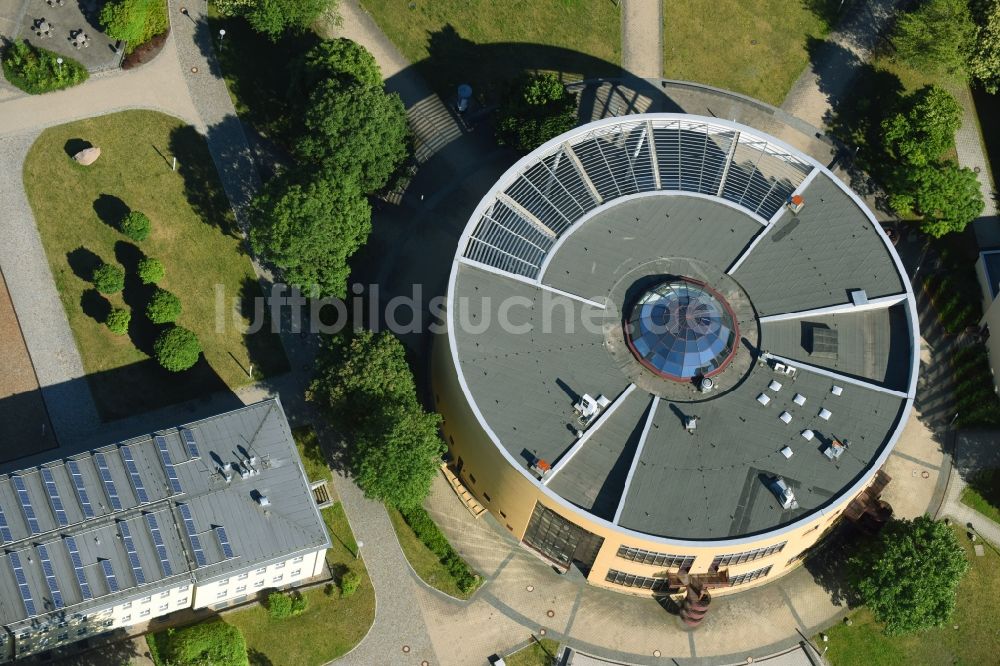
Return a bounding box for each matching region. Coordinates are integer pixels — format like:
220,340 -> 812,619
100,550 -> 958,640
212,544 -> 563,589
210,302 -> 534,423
605,569 -> 673,591
728,565 -> 773,586
615,546 -> 694,569
710,542 -> 786,569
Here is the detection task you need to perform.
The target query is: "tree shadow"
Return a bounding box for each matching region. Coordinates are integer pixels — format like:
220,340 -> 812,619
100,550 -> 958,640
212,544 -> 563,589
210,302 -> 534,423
79,288 -> 111,323
63,138 -> 93,158
248,648 -> 275,666
113,239 -> 145,273
66,246 -> 103,281
167,124 -> 241,236
802,523 -> 866,607
92,193 -> 130,231
800,0 -> 857,26
238,276 -> 291,379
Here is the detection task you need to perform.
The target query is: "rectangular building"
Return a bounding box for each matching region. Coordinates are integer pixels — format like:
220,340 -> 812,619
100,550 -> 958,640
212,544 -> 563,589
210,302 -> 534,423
0,399 -> 330,661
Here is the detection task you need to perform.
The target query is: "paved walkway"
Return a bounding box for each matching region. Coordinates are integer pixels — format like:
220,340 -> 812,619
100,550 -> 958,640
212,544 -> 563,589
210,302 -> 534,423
621,0 -> 662,79
937,430 -> 1000,547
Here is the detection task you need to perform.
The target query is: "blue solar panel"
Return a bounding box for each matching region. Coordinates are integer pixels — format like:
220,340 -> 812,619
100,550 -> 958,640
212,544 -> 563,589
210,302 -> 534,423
9,551 -> 37,617
118,521 -> 146,585
0,504 -> 13,543
67,460 -> 95,519
40,468 -> 69,527
181,429 -> 200,459
65,536 -> 93,600
120,446 -> 150,504
155,436 -> 183,495
12,476 -> 41,535
215,526 -> 234,559
37,543 -> 64,609
99,559 -> 119,593
144,514 -> 173,577
177,503 -> 206,567
94,453 -> 123,511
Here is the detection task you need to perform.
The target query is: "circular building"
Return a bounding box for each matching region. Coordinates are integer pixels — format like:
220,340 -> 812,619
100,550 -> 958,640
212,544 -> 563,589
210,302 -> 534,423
433,114 -> 918,596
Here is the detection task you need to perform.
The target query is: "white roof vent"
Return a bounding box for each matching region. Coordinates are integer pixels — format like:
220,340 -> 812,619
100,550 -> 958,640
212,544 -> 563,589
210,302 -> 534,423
850,289 -> 869,306
819,408 -> 832,420
757,393 -> 771,406
769,380 -> 783,392
801,429 -> 814,441
831,385 -> 843,396
793,393 -> 806,406
779,411 -> 792,424
780,446 -> 793,459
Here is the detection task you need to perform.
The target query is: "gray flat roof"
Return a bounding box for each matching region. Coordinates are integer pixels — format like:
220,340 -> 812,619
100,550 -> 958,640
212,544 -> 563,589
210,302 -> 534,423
449,116 -> 916,542
0,400 -> 330,629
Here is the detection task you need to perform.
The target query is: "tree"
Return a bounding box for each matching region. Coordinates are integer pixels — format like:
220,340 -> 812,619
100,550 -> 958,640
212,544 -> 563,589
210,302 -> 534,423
249,174 -> 371,299
496,72 -> 578,152
266,590 -> 307,618
120,210 -> 151,241
99,0 -> 168,53
892,0 -> 977,75
909,163 -> 985,237
295,80 -> 409,193
241,0 -> 336,41
308,330 -> 446,509
105,308 -> 130,335
138,257 -> 165,284
849,516 -> 968,635
146,288 -> 182,324
292,38 -> 383,95
160,620 -> 248,666
93,262 -> 125,294
969,0 -> 1000,92
339,568 -> 361,597
881,85 -> 962,167
154,326 -> 201,372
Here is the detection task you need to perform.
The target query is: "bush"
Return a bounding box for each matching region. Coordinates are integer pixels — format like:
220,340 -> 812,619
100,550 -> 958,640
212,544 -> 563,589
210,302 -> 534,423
156,620 -> 248,666
400,506 -> 480,594
496,72 -> 578,152
339,568 -> 361,598
153,326 -> 201,371
892,0 -> 976,76
1,41 -> 88,94
93,262 -> 125,294
99,0 -> 169,54
146,288 -> 182,324
266,590 -> 307,618
105,308 -> 131,335
120,210 -> 151,241
137,257 -> 165,284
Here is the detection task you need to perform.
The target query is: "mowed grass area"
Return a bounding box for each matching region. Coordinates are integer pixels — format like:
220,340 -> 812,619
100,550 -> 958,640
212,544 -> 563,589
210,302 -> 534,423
821,525 -> 1000,666
354,0 -> 621,98
22,111 -> 287,420
387,506 -> 481,600
293,425 -> 330,484
505,638 -> 561,666
663,0 -> 838,106
223,501 -> 375,666
961,470 -> 1000,525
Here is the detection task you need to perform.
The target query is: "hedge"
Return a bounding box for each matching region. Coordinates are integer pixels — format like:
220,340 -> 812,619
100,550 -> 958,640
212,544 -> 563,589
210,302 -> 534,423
399,506 -> 480,594
1,41 -> 88,94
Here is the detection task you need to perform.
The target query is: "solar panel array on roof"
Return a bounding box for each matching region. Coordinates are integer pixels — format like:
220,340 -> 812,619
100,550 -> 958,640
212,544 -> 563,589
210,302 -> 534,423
0,504 -> 13,543
177,503 -> 206,566
12,476 -> 41,535
215,526 -> 234,559
120,445 -> 149,504
181,429 -> 200,459
144,513 -> 173,577
155,436 -> 183,495
65,535 -> 92,600
118,521 -> 146,585
37,543 -> 64,609
67,460 -> 95,519
41,468 -> 69,527
95,453 -> 123,511
9,551 -> 37,617
99,559 -> 119,593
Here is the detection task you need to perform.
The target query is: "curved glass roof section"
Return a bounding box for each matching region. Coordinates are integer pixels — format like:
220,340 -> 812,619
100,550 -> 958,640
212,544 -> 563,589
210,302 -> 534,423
626,280 -> 738,380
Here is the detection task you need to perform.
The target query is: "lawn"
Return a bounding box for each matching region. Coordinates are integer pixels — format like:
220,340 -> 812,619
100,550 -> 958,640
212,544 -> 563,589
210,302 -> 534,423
22,111 -> 287,420
388,506 -> 481,600
961,470 -> 1000,524
505,638 -> 561,666
354,0 -> 621,98
220,502 -> 374,666
293,426 -> 330,484
663,0 -> 838,106
821,525 -> 1000,666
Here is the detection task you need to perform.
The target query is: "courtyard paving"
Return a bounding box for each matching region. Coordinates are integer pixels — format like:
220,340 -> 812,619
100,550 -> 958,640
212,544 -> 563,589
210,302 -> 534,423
2,0 -> 121,72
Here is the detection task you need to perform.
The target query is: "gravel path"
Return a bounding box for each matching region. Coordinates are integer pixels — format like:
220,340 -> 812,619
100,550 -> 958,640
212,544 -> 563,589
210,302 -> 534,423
621,0 -> 662,79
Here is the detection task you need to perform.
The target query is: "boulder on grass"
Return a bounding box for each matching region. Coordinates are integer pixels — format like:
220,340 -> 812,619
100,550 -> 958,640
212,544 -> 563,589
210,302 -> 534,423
73,147 -> 101,165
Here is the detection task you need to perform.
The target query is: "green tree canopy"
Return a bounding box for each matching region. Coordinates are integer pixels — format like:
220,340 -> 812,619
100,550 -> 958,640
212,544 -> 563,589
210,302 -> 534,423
240,0 -> 336,41
309,330 -> 445,509
146,288 -> 182,324
99,0 -> 168,53
293,38 -> 383,94
881,85 -> 962,166
496,72 -> 578,152
909,162 -> 985,237
249,174 -> 372,299
970,0 -> 1000,92
93,262 -> 125,294
138,257 -> 165,284
160,620 -> 248,666
153,326 -> 202,372
849,516 -> 969,635
295,80 -> 409,193
892,0 -> 977,75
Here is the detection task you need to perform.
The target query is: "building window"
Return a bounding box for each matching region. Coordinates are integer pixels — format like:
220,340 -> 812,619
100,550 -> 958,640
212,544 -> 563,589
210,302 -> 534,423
483,493 -> 491,502
141,596 -> 151,604
236,585 -> 247,593
160,591 -> 170,599
729,565 -> 773,586
605,569 -> 672,592
177,597 -> 188,606
122,602 -> 132,610
256,567 -> 266,575
293,555 -> 304,564
121,615 -> 131,623
177,584 -> 189,592
272,574 -> 284,583
103,620 -> 113,628
616,546 -> 695,570
710,542 -> 787,570
77,628 -> 88,637
254,580 -> 265,588
291,569 -> 301,577
217,590 -> 228,599
469,474 -> 477,484
274,562 -> 286,569
499,510 -> 507,518
58,633 -> 68,641
159,604 -> 168,612
238,572 -> 249,580
140,609 -> 150,618
218,578 -> 230,586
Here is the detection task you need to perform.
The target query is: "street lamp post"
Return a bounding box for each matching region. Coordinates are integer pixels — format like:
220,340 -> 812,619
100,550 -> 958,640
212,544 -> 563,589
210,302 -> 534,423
219,28 -> 226,44
56,57 -> 63,75
355,540 -> 363,559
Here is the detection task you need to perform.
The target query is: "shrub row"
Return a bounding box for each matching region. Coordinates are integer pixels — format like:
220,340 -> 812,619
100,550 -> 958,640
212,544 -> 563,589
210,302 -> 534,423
399,506 -> 480,594
266,590 -> 308,619
1,41 -> 87,94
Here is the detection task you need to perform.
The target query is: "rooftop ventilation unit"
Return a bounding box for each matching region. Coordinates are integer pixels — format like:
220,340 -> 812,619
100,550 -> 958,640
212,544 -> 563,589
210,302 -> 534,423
699,377 -> 714,393
787,194 -> 804,214
574,393 -> 610,428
